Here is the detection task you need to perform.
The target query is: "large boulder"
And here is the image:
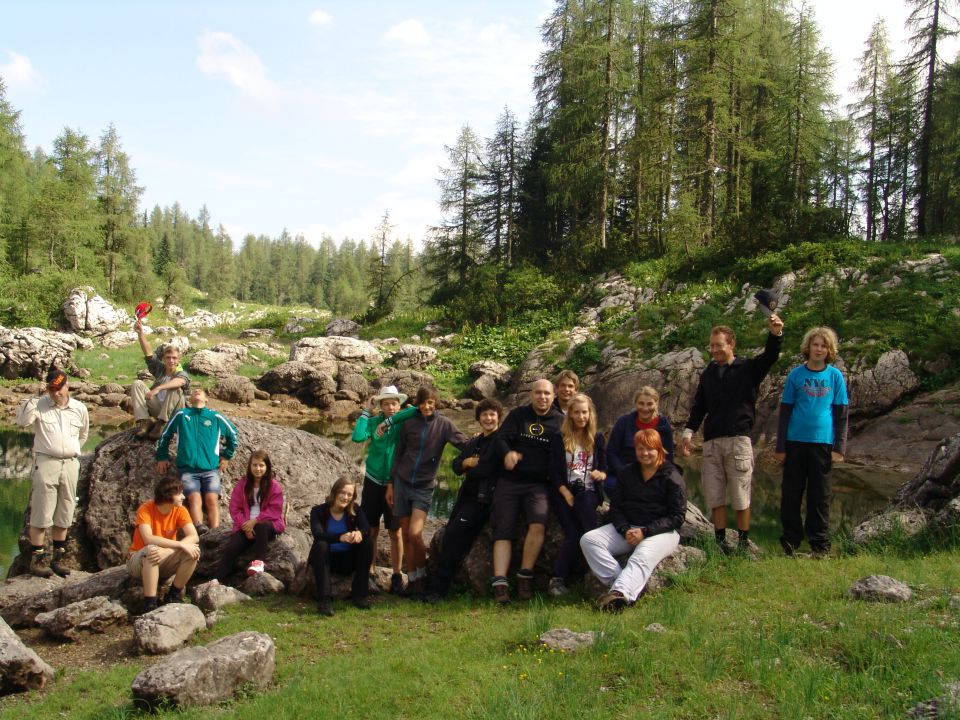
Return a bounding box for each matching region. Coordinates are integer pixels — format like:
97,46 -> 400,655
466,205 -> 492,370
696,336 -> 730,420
187,349 -> 243,377
0,615 -> 55,693
8,419 -> 357,575
257,361 -> 337,406
62,286 -> 127,335
511,327 -> 598,395
469,360 -> 512,385
0,567 -> 130,628
34,595 -> 128,640
370,370 -> 437,401
210,375 -> 256,405
133,603 -> 206,654
196,527 -> 312,592
577,272 -> 656,325
325,319 -> 361,338
847,350 -> 920,418
0,326 -> 94,380
391,344 -> 438,370
289,336 -> 383,369
131,631 -> 275,708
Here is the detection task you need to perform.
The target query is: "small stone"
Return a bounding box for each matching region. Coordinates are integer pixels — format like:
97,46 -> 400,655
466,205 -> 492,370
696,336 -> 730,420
644,623 -> 667,634
189,580 -> 251,613
133,603 -> 206,655
848,575 -> 913,603
34,595 -> 127,640
539,628 -> 598,652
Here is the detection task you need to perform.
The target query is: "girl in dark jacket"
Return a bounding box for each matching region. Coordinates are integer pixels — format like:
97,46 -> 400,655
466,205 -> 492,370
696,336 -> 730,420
309,476 -> 372,616
605,386 -> 674,493
548,393 -> 606,596
580,428 -> 686,612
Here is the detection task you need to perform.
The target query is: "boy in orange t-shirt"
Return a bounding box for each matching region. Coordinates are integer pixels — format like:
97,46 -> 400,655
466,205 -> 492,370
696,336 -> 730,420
127,477 -> 201,612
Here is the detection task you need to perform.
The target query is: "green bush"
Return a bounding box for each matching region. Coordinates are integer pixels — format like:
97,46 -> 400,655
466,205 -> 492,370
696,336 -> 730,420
0,269 -> 104,328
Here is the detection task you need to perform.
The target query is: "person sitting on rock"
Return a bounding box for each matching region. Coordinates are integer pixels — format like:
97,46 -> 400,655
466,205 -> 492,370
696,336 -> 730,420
15,367 -> 89,577
216,449 -> 286,584
605,386 -> 674,493
580,429 -> 685,612
351,385 -> 417,595
548,393 -> 606,597
423,398 -> 504,603
309,475 -> 373,616
127,476 -> 201,613
156,387 -> 238,534
381,386 -> 469,597
130,318 -> 190,440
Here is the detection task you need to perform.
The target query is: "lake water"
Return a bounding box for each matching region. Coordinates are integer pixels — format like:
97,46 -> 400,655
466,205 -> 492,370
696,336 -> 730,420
0,418 -> 906,576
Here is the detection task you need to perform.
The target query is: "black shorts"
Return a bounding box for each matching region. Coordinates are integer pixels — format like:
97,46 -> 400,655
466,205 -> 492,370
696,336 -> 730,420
360,479 -> 399,531
490,480 -> 549,541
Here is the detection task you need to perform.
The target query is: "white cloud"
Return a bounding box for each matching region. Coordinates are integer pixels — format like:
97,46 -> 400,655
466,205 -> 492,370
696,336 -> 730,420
308,9 -> 332,26
196,31 -> 279,103
385,19 -> 430,47
0,51 -> 42,91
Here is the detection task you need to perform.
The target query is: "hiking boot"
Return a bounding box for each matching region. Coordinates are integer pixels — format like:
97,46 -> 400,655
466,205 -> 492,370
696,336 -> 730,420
352,595 -> 371,610
389,572 -> 404,595
148,420 -> 166,440
716,538 -> 735,556
317,597 -> 334,617
598,590 -> 627,612
493,583 -> 510,606
779,537 -> 797,557
29,550 -> 53,578
50,547 -> 71,578
141,597 -> 159,614
195,523 -> 210,536
810,547 -> 830,560
401,577 -> 423,599
134,418 -> 153,439
548,577 -> 569,597
368,573 -> 382,595
516,573 -> 534,601
162,585 -> 184,604
247,559 -> 265,576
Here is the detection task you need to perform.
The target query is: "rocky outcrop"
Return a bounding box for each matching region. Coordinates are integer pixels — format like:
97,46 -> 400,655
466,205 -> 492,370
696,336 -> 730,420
0,567 -> 130,628
131,631 -> 275,708
197,527 -> 312,592
391,344 -> 438,370
0,326 -> 93,380
33,595 -> 127,640
325,319 -> 360,337
7,419 -> 356,575
370,370 -> 437,401
0,616 -> 55,693
134,603 -> 207,654
469,360 -> 512,385
289,336 -> 383,370
511,327 -> 598,395
62,286 -> 128,335
847,350 -> 920,418
257,361 -> 337,407
179,309 -> 238,330
578,272 -> 656,325
187,348 -> 243,377
99,330 -> 140,349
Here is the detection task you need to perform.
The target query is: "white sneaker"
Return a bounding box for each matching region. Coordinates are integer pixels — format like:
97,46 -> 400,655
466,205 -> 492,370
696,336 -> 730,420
247,560 -> 265,576
548,577 -> 569,597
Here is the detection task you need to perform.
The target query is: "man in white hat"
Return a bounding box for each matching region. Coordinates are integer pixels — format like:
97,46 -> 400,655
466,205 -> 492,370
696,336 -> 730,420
351,385 -> 416,594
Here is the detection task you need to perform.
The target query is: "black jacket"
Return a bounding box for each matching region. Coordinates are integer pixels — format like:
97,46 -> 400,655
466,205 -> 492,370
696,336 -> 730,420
310,502 -> 371,544
608,461 -> 686,538
494,404 -> 564,484
685,331 -> 783,440
452,431 -> 502,504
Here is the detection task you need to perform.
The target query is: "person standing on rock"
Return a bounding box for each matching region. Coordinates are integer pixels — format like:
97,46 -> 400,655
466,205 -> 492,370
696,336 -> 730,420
678,314 -> 784,554
383,386 -> 469,597
580,429 -> 685,612
127,476 -> 201,612
15,367 -> 89,578
352,386 -> 417,595
553,369 -> 580,415
423,398 -> 505,603
130,318 -> 190,440
156,387 -> 238,534
216,450 -> 286,583
489,378 -> 564,604
606,386 -> 674,494
775,326 -> 849,558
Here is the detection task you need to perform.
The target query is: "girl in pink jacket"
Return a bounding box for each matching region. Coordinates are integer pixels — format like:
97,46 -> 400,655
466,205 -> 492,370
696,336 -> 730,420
216,450 -> 285,582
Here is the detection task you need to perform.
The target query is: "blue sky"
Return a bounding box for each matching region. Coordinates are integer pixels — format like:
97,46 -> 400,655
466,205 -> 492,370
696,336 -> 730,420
0,1 -> 940,249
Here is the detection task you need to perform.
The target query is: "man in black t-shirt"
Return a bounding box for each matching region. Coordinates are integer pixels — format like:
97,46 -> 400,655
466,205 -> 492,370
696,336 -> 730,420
489,378 -> 564,604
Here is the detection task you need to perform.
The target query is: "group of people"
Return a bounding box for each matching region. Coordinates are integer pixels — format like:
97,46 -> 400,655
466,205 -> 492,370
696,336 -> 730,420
15,310 -> 849,615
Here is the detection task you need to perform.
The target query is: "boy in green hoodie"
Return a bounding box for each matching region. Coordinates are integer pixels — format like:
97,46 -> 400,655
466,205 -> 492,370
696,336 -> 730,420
352,385 -> 417,594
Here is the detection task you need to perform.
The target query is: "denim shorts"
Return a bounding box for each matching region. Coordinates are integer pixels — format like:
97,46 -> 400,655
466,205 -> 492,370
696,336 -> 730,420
180,469 -> 221,496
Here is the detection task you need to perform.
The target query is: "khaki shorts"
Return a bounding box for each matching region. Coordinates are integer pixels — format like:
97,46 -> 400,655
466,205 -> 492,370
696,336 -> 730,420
30,456 -> 80,529
126,546 -> 197,582
701,436 -> 754,511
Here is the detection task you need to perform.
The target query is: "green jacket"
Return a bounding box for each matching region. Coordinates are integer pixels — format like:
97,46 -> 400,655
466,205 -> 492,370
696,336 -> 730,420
351,406 -> 418,485
156,406 -> 238,472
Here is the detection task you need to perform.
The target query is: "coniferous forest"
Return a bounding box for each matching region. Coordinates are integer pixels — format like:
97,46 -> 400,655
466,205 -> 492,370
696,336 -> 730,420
0,0 -> 958,328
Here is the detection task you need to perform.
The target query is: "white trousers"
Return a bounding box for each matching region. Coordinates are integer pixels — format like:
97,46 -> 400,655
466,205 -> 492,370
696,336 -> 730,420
580,523 -> 680,603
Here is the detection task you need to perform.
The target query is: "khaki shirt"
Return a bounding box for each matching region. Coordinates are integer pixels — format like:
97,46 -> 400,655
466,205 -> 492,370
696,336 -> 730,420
16,395 -> 89,459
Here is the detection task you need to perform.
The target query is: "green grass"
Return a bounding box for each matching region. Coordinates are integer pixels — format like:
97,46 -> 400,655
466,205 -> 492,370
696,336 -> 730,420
3,548 -> 960,719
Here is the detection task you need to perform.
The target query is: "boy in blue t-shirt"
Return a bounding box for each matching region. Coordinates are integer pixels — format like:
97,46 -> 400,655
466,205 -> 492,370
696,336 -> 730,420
775,326 -> 849,557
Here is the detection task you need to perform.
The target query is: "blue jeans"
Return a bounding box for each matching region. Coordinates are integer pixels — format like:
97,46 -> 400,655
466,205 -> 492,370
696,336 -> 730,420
180,469 -> 221,497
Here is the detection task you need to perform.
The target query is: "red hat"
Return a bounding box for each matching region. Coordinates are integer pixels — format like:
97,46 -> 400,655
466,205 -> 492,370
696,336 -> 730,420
135,302 -> 152,320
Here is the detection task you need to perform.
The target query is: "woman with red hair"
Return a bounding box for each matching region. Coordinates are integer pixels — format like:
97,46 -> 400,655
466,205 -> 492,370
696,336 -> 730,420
580,428 -> 686,612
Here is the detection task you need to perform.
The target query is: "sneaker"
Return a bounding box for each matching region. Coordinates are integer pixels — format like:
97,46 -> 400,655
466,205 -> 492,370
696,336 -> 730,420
548,577 -> 569,597
247,559 -> 265,576
352,595 -> 371,610
493,583 -> 510,606
389,572 -> 404,595
28,550 -> 53,579
162,585 -> 183,604
516,573 -> 534,601
50,548 -> 71,578
317,597 -> 334,617
195,523 -> 210,536
810,547 -> 830,560
779,537 -> 797,557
